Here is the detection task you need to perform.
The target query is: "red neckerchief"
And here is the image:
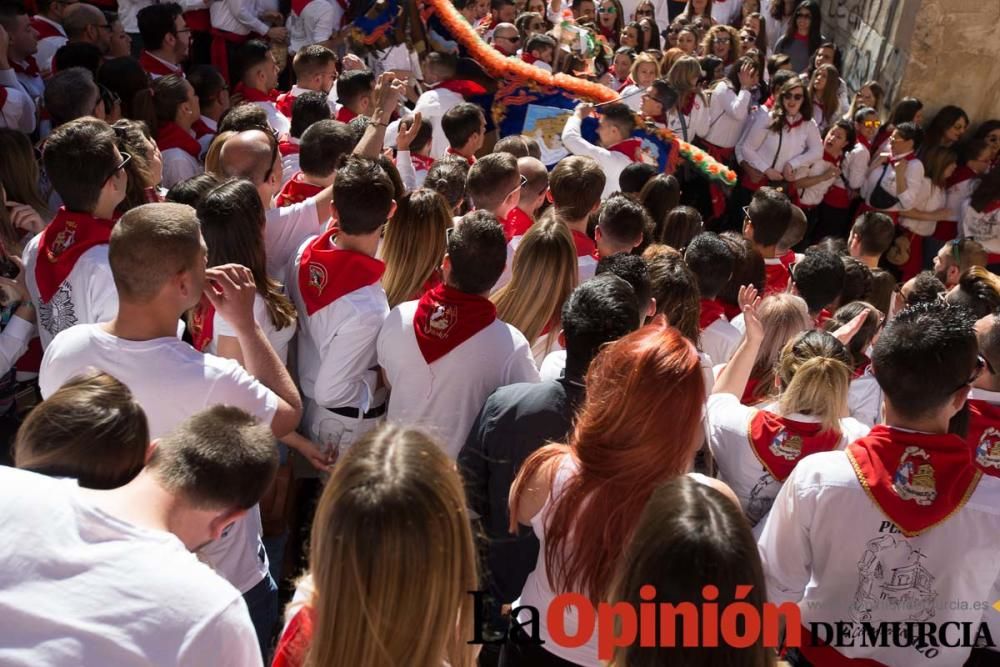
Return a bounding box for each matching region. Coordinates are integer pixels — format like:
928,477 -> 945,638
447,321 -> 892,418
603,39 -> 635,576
35,208 -> 116,303
276,172 -> 323,208
192,118 -> 214,139
446,146 -> 476,165
763,261 -> 790,296
648,112 -> 667,125
156,121 -> 201,159
503,206 -> 533,241
275,92 -> 296,118
888,151 -> 916,167
793,31 -> 809,43
235,82 -> 278,103
852,354 -> 871,380
778,249 -> 796,268
143,187 -> 163,203
846,425 -> 981,536
742,377 -> 764,405
30,16 -> 63,40
297,229 -> 385,316
699,298 -> 726,331
946,164 -> 976,188
984,200 -> 1000,215
857,134 -> 872,152
139,50 -> 181,77
813,308 -> 831,329
763,95 -> 774,109
616,75 -> 633,93
272,606 -> 314,667
748,409 -> 841,482
189,295 -> 215,352
680,93 -> 695,116
335,106 -> 357,123
967,398 -> 1000,478
432,78 -> 487,98
608,137 -> 643,162
409,152 -> 435,172
822,150 -> 842,167
291,0 -> 310,14
721,300 -> 741,321
413,283 -> 497,364
11,56 -> 39,78
571,229 -> 596,259
521,52 -> 539,64
278,138 -> 300,156
785,114 -> 804,130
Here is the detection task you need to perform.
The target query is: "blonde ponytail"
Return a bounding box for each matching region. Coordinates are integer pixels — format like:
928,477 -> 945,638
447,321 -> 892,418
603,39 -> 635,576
776,330 -> 853,433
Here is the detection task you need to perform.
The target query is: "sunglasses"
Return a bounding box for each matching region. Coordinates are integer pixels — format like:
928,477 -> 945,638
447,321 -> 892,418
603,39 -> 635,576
636,8 -> 653,15
598,6 -> 617,13
796,12 -> 811,18
506,174 -> 528,199
497,33 -> 521,42
952,355 -> 986,393
862,120 -> 881,128
715,36 -> 731,43
785,92 -> 804,101
740,32 -> 756,41
105,152 -> 132,183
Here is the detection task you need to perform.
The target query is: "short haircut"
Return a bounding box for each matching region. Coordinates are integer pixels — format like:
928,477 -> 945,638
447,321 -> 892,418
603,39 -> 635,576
839,256 -> 872,306
400,116 -> 433,153
14,371 -> 149,490
43,117 -> 118,212
148,405 -> 278,510
43,67 -> 99,127
598,194 -> 649,247
978,314 -> 1000,379
290,90 -> 332,138
336,69 -> 375,108
109,203 -> 204,302
947,267 -> 1000,319
562,274 -> 640,373
595,252 -> 651,312
684,232 -> 734,300
850,211 -> 894,256
746,186 -> 791,247
442,102 -> 485,149
52,42 -> 103,75
447,210 -> 507,294
165,173 -> 220,208
944,238 -> 988,274
903,271 -> 946,307
218,103 -> 270,134
872,302 -> 977,419
466,152 -> 519,213
333,156 -> 395,235
235,39 -> 271,82
187,65 -> 227,107
292,44 -> 337,79
550,155 -> 605,220
493,134 -> 531,158
525,33 -> 557,55
137,2 -> 182,51
425,156 -> 469,210
792,248 -> 846,314
299,119 -> 355,178
719,231 -> 765,303
60,3 -> 104,39
619,162 -> 657,195
893,121 -> 924,149
600,102 -> 637,138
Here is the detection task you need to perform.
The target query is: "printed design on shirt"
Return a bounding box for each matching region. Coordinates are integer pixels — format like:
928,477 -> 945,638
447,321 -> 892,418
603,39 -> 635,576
38,281 -> 76,336
769,429 -> 804,461
46,220 -> 76,262
423,301 -> 457,339
892,446 -> 937,506
975,428 -> 1000,470
851,534 -> 937,627
307,262 -> 328,294
745,471 -> 780,527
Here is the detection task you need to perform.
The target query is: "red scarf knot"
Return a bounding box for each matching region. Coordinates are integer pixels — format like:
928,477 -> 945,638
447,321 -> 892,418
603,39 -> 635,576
413,283 -> 497,364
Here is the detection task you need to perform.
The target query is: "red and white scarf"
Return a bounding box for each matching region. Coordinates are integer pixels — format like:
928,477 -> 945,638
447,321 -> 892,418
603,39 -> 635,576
413,283 -> 497,364
846,425 -> 981,536
409,152 -> 435,173
503,206 -> 533,242
446,146 -> 476,165
748,410 -> 841,482
698,298 -> 726,331
30,16 -> 64,40
35,208 -> 116,303
156,121 -> 201,159
278,137 -> 300,156
571,229 -> 596,259
11,56 -> 39,78
235,82 -> 278,103
967,398 -> 1000,478
275,92 -> 296,118
335,106 -> 357,123
189,295 -> 215,352
276,172 -> 323,208
432,78 -> 487,98
139,50 -> 182,78
297,229 -> 385,316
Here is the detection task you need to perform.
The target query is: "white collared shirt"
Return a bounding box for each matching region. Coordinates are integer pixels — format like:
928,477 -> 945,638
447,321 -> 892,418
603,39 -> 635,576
560,114 -> 632,200
413,85 -> 464,160
286,0 -> 337,54
704,81 -> 752,149
32,16 -> 66,75
738,114 -> 824,175
861,152 -> 926,212
210,0 -> 269,36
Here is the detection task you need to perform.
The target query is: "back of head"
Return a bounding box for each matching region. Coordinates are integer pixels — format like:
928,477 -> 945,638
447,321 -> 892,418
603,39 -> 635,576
54,42 -> 102,74
751,293 -> 811,400
335,69 -> 375,108
333,155 -> 395,235
97,57 -> 151,119
425,156 -> 469,211
15,371 -> 149,490
902,270 -> 945,307
43,116 -> 117,211
518,156 -> 548,202
851,211 -> 894,257
187,65 -> 227,109
776,329 -> 852,433
148,406 -> 277,510
893,121 -> 924,151
868,268 -> 896,316
824,300 -> 879,366
109,203 -> 203,303
550,156 -> 605,220
609,477 -> 772,667
166,173 -> 220,208
684,232 -> 734,300
466,152 -> 519,214
658,205 -> 702,249
299,119 -> 355,178
839,256 -> 873,306
600,102 -> 637,137
778,204 -> 807,252
137,2 -> 182,50
718,231 -> 765,304
949,237 -> 988,275
442,102 -> 484,149
196,179 -> 265,272
235,39 -> 271,83
381,188 -> 452,308
598,193 -> 649,249
619,162 -> 658,195
218,104 -> 270,134
947,266 -> 1000,319
61,3 -> 104,39
493,134 -> 531,158
746,186 -> 791,247
447,210 -> 507,294
872,301 -> 977,420
792,248 -> 845,314
43,67 -> 99,127
595,252 -> 651,315
290,91 -> 333,139
219,129 -> 277,185
308,425 -> 477,667
645,252 -> 699,342
561,274 -> 641,374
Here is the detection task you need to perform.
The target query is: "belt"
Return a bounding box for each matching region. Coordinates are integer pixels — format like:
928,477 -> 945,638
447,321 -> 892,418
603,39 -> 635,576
327,403 -> 386,419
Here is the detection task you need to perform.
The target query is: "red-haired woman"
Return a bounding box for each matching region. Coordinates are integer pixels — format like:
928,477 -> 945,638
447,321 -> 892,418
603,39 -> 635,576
504,317 -> 728,665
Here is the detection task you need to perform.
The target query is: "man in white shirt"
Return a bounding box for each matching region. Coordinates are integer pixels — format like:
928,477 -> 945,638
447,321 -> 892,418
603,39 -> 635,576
0,25 -> 35,133
548,155 -> 605,283
29,0 -> 69,75
275,45 -> 338,118
39,202 -> 304,660
0,4 -> 42,103
232,40 -> 289,135
414,52 -> 486,159
686,232 -> 742,365
136,3 -> 188,79
0,406 -> 274,667
62,3 -> 111,56
378,211 -> 540,458
758,301 -> 1000,666
23,117 -> 125,348
562,102 -> 637,200
290,155 -> 395,458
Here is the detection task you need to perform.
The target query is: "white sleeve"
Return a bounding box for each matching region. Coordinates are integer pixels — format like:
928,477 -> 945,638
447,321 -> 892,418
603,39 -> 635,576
309,305 -> 385,408
561,114 -> 616,164
843,145 -> 868,191
756,467 -> 815,604
722,87 -> 751,121
177,0 -> 210,11
688,95 -> 711,140
0,315 -> 33,374
177,597 -> 263,667
738,119 -> 771,172
395,150 -> 418,192
652,0 -> 670,33
305,0 -> 335,44
896,160 -> 925,211
786,122 -> 823,171
0,68 -> 36,134
228,0 -> 270,36
265,201 -> 322,279
88,262 -> 120,326
206,356 -> 280,426
504,336 -> 542,385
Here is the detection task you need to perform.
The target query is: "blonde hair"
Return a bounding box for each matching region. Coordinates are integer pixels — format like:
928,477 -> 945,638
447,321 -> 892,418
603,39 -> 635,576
666,55 -> 707,107
379,188 -> 452,308
492,217 -> 577,345
776,330 -> 852,433
629,52 -> 660,83
204,130 -> 235,177
748,293 -> 811,404
303,425 -> 478,667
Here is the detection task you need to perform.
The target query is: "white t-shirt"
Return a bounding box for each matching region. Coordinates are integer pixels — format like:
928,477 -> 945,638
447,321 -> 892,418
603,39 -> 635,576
413,86 -> 464,160
561,114 -> 631,200
23,236 -> 118,349
539,349 -> 567,381
0,467 -> 262,667
161,147 -> 202,190
700,316 -> 741,366
848,367 -> 883,427
38,323 -> 280,593
377,300 -> 540,458
209,293 -> 295,366
264,199 -> 323,285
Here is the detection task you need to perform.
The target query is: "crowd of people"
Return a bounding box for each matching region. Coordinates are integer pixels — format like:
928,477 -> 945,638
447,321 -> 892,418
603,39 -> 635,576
1,0 -> 1000,664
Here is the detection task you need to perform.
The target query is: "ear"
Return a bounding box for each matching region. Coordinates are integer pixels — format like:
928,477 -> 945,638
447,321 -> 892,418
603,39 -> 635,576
743,219 -> 753,239
646,297 -> 656,318
594,226 -> 604,241
546,189 -> 554,204
386,199 -> 398,222
144,439 -> 159,464
208,507 -> 248,542
441,253 -> 453,282
557,329 -> 566,348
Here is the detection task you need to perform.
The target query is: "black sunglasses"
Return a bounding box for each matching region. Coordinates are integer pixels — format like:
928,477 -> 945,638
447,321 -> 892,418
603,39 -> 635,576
952,355 -> 986,393
105,151 -> 132,183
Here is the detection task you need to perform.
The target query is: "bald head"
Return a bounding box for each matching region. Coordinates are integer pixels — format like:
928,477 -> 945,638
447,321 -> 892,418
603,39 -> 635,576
219,130 -> 276,185
64,4 -> 107,40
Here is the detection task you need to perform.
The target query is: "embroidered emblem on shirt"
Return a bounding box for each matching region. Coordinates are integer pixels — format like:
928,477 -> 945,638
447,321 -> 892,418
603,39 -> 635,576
976,428 -> 1000,470
423,302 -> 457,339
307,263 -> 327,294
38,281 -> 77,336
769,430 -> 804,461
892,446 -> 937,506
46,221 -> 76,262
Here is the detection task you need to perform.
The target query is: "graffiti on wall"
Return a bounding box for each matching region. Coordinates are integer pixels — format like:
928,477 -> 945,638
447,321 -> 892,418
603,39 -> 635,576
822,0 -> 906,106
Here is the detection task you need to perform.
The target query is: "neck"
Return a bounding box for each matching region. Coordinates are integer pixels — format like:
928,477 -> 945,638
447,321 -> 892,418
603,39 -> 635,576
173,112 -> 194,132
453,144 -> 475,158
106,300 -> 183,341
564,357 -> 587,383
757,243 -> 777,259
560,214 -> 589,234
333,230 -> 379,257
80,472 -> 199,548
244,79 -> 266,93
884,402 -> 951,435
204,107 -> 223,122
11,48 -> 30,64
91,200 -> 117,220
859,254 -> 879,269
149,48 -> 177,65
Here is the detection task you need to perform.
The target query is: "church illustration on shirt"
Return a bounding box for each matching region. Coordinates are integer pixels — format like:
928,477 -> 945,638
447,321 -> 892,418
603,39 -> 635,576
851,534 -> 937,628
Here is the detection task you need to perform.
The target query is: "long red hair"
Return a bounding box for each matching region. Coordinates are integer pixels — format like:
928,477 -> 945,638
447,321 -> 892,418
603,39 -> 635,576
509,316 -> 705,602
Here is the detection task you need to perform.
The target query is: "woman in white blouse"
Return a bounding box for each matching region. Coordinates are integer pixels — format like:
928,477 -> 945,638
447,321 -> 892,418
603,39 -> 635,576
702,54 -> 759,165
